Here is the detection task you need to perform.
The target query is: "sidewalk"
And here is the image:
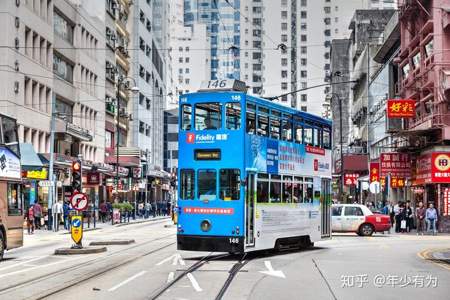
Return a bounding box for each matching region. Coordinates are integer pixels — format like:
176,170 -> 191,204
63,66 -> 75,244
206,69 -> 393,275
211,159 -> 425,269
23,215 -> 171,239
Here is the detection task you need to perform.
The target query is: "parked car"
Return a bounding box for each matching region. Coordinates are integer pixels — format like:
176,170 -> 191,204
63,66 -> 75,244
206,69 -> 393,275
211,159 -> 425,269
331,204 -> 391,236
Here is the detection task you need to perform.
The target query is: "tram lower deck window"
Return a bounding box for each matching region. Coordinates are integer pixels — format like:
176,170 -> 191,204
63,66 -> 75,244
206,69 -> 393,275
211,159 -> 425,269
220,169 -> 240,200
198,169 -> 217,201
180,169 -> 195,200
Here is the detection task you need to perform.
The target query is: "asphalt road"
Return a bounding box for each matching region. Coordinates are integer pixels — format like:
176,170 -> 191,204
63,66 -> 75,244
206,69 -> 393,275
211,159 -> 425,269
1,221 -> 449,300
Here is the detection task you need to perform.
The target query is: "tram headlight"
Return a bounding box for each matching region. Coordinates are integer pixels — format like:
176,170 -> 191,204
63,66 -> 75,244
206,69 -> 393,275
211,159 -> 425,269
200,220 -> 212,232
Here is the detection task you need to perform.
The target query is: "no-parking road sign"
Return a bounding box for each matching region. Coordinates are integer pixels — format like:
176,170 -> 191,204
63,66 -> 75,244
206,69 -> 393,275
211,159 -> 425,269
70,193 -> 88,211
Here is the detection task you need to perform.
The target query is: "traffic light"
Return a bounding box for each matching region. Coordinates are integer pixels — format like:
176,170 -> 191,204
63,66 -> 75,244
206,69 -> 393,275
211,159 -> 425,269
71,159 -> 82,193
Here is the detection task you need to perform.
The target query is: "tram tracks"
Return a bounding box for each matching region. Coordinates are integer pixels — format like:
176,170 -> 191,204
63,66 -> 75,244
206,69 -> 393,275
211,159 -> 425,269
0,234 -> 176,299
149,252 -> 251,300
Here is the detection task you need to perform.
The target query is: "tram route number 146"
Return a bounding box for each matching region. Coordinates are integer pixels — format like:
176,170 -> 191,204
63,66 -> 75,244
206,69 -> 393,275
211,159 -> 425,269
229,238 -> 239,244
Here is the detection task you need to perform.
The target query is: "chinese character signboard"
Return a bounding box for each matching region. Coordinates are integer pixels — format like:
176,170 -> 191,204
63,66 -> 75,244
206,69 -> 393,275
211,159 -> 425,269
386,99 -> 415,118
380,153 -> 411,178
344,173 -> 359,186
444,188 -> 450,216
370,162 -> 379,182
414,152 -> 450,184
390,177 -> 405,189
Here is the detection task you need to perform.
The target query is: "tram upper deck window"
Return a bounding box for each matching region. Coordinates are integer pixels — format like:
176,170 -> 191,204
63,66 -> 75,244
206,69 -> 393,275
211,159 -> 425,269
181,105 -> 192,130
195,103 -> 221,130
270,111 -> 281,139
323,127 -> 331,149
256,174 -> 269,203
270,175 -> 282,203
246,103 -> 256,134
281,115 -> 293,142
294,122 -> 303,144
304,126 -> 313,146
313,127 -> 321,147
257,107 -> 269,136
180,169 -> 195,200
198,169 -> 217,201
220,169 -> 241,200
226,103 -> 241,130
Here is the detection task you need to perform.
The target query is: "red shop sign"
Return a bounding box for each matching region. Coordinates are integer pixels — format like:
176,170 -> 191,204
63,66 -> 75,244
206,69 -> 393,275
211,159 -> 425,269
415,152 -> 450,184
386,99 -> 415,118
380,153 -> 411,178
370,162 -> 379,183
344,173 -> 359,186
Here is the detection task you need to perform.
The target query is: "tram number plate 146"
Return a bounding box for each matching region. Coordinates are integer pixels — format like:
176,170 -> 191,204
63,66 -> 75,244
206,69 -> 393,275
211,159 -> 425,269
229,238 -> 239,244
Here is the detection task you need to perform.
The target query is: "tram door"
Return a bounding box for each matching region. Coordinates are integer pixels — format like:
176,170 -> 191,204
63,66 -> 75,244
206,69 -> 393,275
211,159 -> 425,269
245,173 -> 256,246
321,178 -> 332,238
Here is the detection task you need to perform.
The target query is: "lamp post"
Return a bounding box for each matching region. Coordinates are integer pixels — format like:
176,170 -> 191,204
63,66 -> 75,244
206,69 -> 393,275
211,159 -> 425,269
327,93 -> 344,202
115,76 -> 139,200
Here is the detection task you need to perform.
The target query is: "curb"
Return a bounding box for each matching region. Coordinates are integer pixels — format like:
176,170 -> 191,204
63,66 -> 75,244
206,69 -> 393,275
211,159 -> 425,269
418,248 -> 450,271
115,217 -> 170,227
54,246 -> 107,255
89,239 -> 135,246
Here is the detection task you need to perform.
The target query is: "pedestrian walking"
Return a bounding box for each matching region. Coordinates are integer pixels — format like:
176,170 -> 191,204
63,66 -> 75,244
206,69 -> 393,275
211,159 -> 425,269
144,202 -> 150,219
53,200 -> 64,232
415,201 -> 426,235
33,200 -> 42,229
99,201 -> 107,222
405,202 -> 413,232
425,203 -> 438,235
63,201 -> 70,230
394,202 -> 401,233
399,202 -> 407,233
26,205 -> 35,234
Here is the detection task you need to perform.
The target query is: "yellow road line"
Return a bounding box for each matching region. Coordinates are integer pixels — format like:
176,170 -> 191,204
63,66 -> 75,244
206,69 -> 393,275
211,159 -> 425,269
417,248 -> 450,271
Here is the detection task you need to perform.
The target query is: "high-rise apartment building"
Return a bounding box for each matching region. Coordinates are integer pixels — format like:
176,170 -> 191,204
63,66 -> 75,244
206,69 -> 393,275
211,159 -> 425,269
184,0 -> 240,80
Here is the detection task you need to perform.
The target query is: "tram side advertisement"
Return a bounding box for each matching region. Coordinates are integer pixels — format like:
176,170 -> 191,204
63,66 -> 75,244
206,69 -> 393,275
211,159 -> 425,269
246,135 -> 331,177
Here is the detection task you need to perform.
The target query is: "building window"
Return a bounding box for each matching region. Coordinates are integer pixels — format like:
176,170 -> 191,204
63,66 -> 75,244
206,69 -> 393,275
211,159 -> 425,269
55,98 -> 73,123
301,58 -> 307,66
281,34 -> 288,42
301,106 -> 307,112
301,94 -> 307,102
281,23 -> 288,30
281,82 -> 288,90
301,23 -> 307,30
301,0 -> 307,6
301,46 -> 307,54
301,35 -> 307,42
281,11 -> 288,19
53,53 -> 73,83
301,71 -> 307,78
281,70 -> 288,78
324,6 -> 331,13
281,58 -> 288,66
301,11 -> 307,18
54,11 -> 74,44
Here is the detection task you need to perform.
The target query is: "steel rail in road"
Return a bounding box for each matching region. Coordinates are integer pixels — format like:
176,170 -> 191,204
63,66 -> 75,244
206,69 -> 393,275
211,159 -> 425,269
0,234 -> 176,298
149,253 -> 251,300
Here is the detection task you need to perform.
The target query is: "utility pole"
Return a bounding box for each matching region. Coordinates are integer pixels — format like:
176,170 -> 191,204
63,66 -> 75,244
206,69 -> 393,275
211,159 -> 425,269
47,92 -> 56,231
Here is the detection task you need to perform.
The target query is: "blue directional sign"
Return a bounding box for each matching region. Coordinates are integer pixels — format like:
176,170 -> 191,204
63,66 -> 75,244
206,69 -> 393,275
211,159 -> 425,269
72,218 -> 81,228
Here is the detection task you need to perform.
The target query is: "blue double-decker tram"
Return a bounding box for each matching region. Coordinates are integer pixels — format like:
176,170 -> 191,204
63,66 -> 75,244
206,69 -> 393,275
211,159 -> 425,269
177,80 -> 332,253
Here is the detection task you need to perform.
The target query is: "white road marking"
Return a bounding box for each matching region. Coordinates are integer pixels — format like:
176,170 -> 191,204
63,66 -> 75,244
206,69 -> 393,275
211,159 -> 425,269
0,256 -> 48,272
172,254 -> 185,266
108,271 -> 147,292
187,273 -> 203,292
259,261 -> 286,279
156,254 -> 176,266
167,271 -> 175,283
0,257 -> 78,279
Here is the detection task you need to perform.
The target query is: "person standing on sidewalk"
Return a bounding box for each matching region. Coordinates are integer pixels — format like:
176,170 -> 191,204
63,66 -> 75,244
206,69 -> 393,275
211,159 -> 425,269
63,201 -> 70,230
33,200 -> 42,230
416,201 -> 426,235
426,203 -> 438,235
405,202 -> 413,232
26,205 -> 35,234
394,202 -> 401,233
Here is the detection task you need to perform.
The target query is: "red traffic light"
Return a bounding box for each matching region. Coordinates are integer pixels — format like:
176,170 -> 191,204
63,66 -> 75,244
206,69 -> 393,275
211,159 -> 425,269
72,161 -> 81,171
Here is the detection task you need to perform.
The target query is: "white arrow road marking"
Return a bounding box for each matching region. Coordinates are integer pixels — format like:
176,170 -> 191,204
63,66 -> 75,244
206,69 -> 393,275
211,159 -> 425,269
172,253 -> 185,266
167,271 -> 175,283
187,273 -> 203,292
108,271 -> 147,292
259,261 -> 286,279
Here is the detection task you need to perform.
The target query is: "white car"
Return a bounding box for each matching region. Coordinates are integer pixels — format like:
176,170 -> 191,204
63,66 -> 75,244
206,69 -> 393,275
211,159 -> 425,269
331,204 -> 391,236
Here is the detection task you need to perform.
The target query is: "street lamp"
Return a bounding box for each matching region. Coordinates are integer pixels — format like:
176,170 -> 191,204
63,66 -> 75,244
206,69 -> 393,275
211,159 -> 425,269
115,76 -> 139,200
326,92 -> 344,202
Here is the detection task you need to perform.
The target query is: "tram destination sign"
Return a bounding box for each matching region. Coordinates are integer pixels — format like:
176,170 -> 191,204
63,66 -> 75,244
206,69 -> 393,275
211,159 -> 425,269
195,149 -> 221,161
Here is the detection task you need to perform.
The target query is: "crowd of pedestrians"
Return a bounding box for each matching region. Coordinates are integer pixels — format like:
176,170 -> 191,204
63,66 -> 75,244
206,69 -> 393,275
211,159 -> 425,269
382,201 -> 439,235
25,199 -> 172,234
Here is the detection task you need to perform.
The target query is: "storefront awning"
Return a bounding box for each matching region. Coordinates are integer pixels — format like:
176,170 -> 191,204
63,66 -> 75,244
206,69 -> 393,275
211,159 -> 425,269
19,143 -> 43,171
